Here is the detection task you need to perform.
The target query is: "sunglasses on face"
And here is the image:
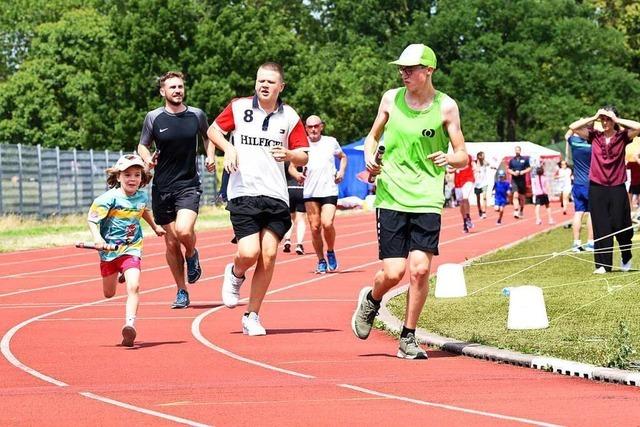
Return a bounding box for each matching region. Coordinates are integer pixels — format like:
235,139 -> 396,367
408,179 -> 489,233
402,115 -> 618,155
398,65 -> 427,75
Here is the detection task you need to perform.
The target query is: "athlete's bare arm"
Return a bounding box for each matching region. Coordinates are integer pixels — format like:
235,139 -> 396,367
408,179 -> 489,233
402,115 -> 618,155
207,123 -> 238,173
364,89 -> 397,175
429,96 -> 467,168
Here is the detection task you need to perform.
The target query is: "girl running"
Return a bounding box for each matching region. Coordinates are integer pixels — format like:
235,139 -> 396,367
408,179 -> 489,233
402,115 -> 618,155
87,154 -> 165,347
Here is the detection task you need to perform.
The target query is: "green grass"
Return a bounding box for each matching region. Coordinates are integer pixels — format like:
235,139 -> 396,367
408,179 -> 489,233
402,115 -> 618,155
0,206 -> 231,252
388,225 -> 640,369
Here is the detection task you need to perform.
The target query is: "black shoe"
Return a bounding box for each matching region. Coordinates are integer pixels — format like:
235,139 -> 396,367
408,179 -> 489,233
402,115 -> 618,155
283,239 -> 291,253
186,249 -> 202,284
295,244 -> 304,255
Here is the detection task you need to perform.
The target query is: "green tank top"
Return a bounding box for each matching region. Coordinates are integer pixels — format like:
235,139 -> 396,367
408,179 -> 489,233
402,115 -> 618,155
375,88 -> 450,213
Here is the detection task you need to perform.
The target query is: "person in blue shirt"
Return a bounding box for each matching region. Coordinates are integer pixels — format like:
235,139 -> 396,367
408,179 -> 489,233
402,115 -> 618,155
493,170 -> 511,225
565,127 -> 594,252
87,154 -> 165,347
507,146 -> 531,218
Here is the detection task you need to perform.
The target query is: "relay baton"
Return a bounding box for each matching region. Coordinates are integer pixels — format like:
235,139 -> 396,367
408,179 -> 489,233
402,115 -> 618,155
367,145 -> 386,183
75,242 -> 119,251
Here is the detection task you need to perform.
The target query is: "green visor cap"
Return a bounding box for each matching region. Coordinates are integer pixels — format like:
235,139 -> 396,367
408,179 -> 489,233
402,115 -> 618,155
389,44 -> 437,68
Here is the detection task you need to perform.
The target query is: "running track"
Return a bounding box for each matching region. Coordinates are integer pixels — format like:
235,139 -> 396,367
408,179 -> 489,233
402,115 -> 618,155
1,208 -> 639,426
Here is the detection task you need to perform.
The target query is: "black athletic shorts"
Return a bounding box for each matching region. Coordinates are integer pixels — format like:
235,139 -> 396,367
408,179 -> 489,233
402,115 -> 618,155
534,194 -> 550,206
304,195 -> 338,206
227,195 -> 291,242
152,186 -> 202,226
288,187 -> 306,213
376,208 -> 441,259
511,176 -> 527,194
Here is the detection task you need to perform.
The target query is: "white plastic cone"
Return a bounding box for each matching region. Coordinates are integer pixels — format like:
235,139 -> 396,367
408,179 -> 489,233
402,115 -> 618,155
507,285 -> 549,330
434,263 -> 467,298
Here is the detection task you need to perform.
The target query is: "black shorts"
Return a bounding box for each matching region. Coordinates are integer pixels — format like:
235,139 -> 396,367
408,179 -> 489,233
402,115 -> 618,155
511,177 -> 527,194
227,196 -> 292,242
629,184 -> 640,195
304,196 -> 338,206
152,186 -> 202,226
376,208 -> 440,259
288,187 -> 306,213
534,194 -> 550,206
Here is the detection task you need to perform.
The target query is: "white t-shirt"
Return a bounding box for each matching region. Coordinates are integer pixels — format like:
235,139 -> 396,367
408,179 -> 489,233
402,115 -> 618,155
558,167 -> 572,191
303,136 -> 342,198
214,96 -> 309,204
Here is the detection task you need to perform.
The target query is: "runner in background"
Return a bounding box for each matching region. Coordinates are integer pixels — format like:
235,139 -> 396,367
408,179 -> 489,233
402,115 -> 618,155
493,170 -> 511,225
283,161 -> 307,255
532,166 -> 554,225
87,154 -> 165,347
209,62 -> 309,336
303,115 -> 347,273
452,153 -> 475,233
507,146 -> 531,218
565,126 -> 594,252
473,151 -> 493,218
626,158 -> 640,218
556,159 -> 572,215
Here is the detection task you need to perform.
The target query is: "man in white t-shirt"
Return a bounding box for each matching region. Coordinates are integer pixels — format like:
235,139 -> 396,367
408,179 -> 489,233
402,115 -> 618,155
303,115 -> 347,274
207,62 -> 309,336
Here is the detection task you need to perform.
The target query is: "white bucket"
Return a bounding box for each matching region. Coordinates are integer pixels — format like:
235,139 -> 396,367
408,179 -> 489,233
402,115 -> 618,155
507,285 -> 549,330
434,263 -> 467,298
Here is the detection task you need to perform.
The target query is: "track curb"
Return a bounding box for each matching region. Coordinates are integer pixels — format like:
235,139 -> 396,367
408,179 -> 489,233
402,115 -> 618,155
377,220 -> 640,388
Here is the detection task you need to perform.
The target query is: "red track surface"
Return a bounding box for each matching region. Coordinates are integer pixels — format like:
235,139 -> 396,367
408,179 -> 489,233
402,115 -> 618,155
1,207 -> 639,426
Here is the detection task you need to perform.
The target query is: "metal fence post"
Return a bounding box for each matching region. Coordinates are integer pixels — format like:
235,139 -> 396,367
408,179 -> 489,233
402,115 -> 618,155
105,149 -> 110,190
56,147 -> 61,214
17,143 -> 23,214
73,148 -> 79,210
37,145 -> 43,216
89,149 -> 95,201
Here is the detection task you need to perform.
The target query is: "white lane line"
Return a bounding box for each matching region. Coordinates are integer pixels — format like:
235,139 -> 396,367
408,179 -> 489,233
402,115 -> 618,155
338,384 -> 563,427
157,396 -> 386,406
79,392 -> 211,427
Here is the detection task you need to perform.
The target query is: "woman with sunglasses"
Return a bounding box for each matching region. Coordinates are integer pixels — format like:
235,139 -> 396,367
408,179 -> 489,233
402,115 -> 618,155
569,106 -> 640,274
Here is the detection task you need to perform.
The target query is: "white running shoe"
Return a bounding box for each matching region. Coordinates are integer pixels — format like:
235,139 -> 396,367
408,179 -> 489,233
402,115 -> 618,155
222,263 -> 245,308
242,312 -> 266,336
593,267 -> 607,275
621,260 -> 632,272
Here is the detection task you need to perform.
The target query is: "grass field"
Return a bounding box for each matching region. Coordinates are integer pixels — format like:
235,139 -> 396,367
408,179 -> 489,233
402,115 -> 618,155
388,224 -> 640,369
0,206 -> 231,252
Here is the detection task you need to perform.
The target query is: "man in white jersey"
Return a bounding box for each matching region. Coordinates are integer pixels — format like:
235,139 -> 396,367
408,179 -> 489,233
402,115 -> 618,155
207,62 -> 309,336
303,115 -> 348,274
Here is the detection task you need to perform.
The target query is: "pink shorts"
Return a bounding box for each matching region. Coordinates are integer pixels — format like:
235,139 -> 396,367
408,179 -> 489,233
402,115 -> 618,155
100,255 -> 141,277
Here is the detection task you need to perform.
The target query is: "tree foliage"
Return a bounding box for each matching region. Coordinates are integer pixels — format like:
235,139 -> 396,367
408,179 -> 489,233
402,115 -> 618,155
0,0 -> 639,149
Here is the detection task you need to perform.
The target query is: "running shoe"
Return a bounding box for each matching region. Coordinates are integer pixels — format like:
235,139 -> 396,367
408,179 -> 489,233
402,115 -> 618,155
295,244 -> 304,255
481,212 -> 487,219
397,332 -> 428,360
121,325 -> 136,347
222,263 -> 245,308
584,242 -> 595,252
242,312 -> 266,336
536,219 -> 542,225
326,250 -> 338,271
351,287 -> 380,340
185,249 -> 202,284
548,219 -> 555,225
496,220 -> 502,225
316,259 -> 328,274
465,217 -> 474,229
571,242 -> 584,253
283,239 -> 291,253
593,267 -> 607,275
171,289 -> 190,309
621,259 -> 633,272
463,225 -> 469,233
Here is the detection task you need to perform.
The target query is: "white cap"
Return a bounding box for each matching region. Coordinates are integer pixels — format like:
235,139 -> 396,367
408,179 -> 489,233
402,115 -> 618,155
114,154 -> 145,171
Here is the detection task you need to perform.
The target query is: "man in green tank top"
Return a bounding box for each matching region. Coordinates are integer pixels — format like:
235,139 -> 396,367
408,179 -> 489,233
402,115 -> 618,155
351,44 -> 468,359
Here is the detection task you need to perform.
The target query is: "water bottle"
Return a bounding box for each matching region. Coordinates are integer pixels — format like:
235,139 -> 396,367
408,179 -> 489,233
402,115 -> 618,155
501,287 -> 511,297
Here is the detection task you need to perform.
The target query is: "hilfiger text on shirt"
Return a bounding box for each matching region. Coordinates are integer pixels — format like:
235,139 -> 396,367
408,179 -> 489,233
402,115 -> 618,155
240,135 -> 283,147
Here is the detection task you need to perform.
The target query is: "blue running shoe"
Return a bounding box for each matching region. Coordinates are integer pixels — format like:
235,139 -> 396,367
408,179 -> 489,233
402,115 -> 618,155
326,250 -> 338,271
316,259 -> 328,274
171,289 -> 190,309
186,249 -> 202,284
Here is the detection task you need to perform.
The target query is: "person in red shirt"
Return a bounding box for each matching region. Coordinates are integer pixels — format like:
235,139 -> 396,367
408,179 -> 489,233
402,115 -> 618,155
626,159 -> 640,215
569,106 -> 640,274
452,154 -> 475,233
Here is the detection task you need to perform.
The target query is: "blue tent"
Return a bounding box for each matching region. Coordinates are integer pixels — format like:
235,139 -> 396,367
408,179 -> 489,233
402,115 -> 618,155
337,137 -> 371,199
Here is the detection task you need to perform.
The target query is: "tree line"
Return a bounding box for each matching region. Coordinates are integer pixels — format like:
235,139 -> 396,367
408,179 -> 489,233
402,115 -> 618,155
1,0 -> 639,151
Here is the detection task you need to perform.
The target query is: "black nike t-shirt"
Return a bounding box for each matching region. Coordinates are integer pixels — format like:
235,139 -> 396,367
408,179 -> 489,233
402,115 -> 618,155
139,106 -> 208,192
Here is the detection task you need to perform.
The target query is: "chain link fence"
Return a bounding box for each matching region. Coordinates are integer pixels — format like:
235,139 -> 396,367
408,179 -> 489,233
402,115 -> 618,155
0,143 -> 218,216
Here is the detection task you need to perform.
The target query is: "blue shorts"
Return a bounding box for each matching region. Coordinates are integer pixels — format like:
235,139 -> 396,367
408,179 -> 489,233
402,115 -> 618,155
495,196 -> 507,207
572,184 -> 589,212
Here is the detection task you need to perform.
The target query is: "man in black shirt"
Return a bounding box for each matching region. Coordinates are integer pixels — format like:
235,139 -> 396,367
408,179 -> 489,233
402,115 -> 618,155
507,145 -> 531,218
138,71 -> 215,309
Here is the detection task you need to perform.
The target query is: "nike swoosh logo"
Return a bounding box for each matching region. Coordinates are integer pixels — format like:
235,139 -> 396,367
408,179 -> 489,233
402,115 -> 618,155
159,128 -> 169,133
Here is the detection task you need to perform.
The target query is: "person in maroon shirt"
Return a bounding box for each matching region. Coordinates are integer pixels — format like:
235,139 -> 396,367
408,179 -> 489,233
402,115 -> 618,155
626,160 -> 640,213
569,106 -> 640,274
